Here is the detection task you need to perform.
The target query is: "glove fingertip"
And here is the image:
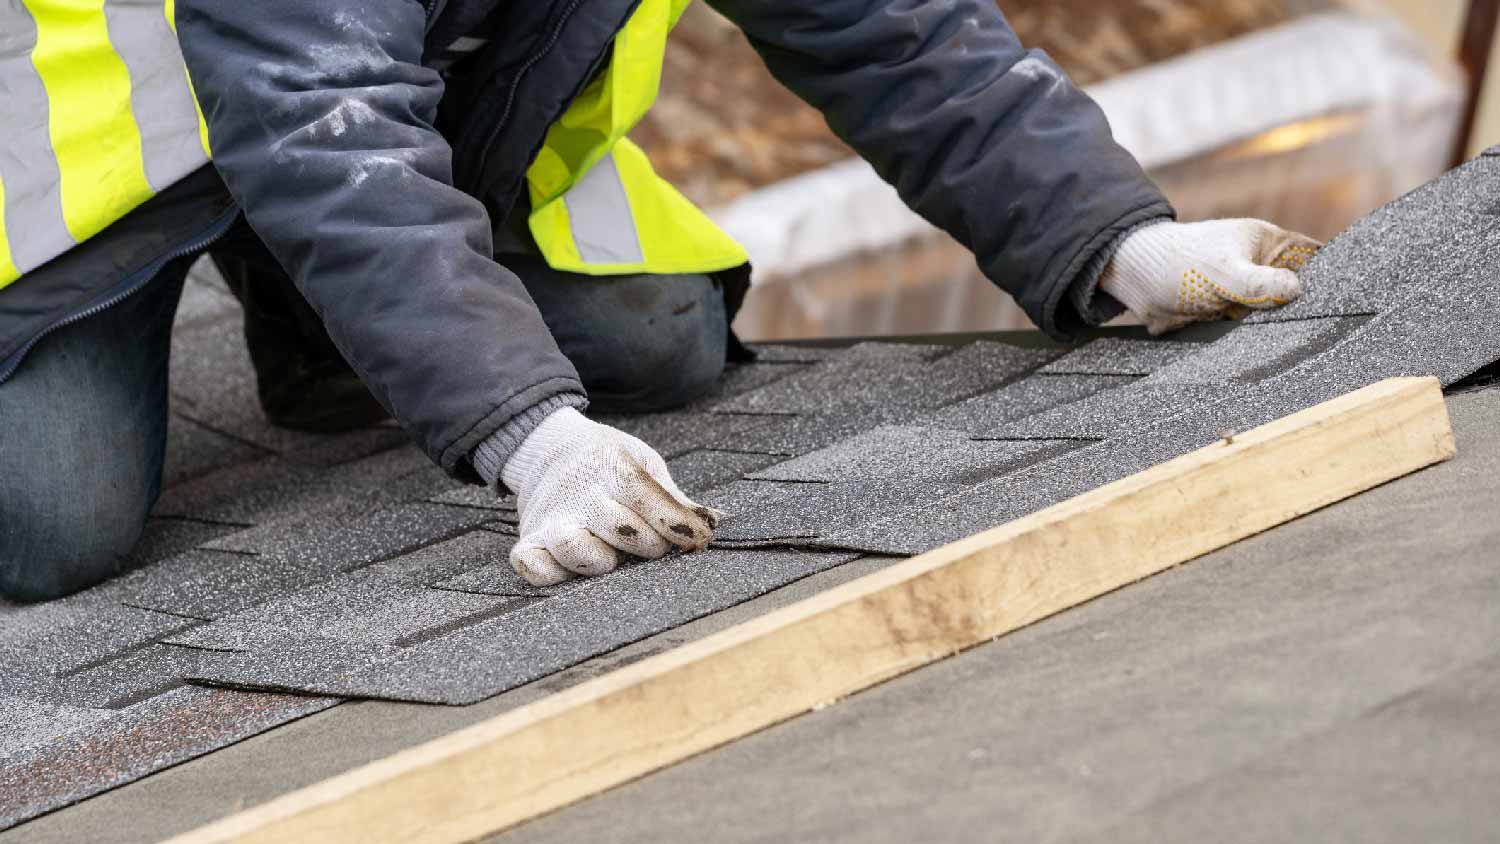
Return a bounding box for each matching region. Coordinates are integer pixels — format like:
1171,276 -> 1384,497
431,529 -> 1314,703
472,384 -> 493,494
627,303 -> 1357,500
511,544 -> 573,587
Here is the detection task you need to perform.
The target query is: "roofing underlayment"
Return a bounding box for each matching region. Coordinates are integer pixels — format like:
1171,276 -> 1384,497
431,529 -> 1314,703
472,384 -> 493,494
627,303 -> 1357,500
3,153 -> 1500,829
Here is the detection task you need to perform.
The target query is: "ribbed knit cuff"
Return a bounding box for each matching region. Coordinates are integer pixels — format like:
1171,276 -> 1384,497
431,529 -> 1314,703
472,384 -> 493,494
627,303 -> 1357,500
471,393 -> 588,490
1068,216 -> 1173,326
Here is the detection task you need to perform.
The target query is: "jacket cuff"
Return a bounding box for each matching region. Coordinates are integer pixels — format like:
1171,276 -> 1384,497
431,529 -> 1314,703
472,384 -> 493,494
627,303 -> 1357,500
471,393 -> 589,490
1066,215 -> 1174,328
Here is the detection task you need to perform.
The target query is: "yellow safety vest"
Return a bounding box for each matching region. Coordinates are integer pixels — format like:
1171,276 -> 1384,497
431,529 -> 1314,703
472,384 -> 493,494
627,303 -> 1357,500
525,0 -> 748,276
0,0 -> 743,292
0,0 -> 210,290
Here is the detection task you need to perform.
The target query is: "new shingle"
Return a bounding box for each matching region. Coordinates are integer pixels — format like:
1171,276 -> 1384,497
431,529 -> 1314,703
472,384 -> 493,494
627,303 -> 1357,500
920,374 -> 1139,436
1037,337 -> 1201,375
113,549 -> 347,619
0,697 -> 112,761
981,383 -> 1230,440
363,529 -> 517,585
591,411 -> 776,460
209,570 -> 521,646
665,449 -> 780,496
182,549 -> 863,704
0,596 -> 191,688
1143,317 -> 1363,385
712,342 -> 946,416
202,501 -> 495,571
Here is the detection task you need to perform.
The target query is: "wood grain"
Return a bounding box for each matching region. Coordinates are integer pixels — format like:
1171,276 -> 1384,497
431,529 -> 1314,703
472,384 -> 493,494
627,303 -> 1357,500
165,377 -> 1454,844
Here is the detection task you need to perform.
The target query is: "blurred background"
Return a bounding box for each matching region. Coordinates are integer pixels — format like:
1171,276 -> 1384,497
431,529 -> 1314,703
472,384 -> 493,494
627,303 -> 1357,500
628,0 -> 1499,340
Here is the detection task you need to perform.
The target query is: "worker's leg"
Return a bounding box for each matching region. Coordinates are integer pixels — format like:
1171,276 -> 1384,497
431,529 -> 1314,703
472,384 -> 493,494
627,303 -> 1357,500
499,253 -> 728,413
0,263 -> 188,602
208,218 -> 388,432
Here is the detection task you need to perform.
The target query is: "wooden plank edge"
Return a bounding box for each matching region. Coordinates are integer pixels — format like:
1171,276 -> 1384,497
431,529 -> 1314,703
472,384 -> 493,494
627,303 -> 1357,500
164,376 -> 1455,844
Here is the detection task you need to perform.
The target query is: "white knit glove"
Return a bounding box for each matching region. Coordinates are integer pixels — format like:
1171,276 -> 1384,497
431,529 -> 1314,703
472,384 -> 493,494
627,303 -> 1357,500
501,407 -> 719,586
1100,219 -> 1321,334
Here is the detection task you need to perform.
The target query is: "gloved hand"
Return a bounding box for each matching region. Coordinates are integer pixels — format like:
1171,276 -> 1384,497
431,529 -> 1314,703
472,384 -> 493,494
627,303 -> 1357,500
1100,219 -> 1321,334
501,407 -> 719,586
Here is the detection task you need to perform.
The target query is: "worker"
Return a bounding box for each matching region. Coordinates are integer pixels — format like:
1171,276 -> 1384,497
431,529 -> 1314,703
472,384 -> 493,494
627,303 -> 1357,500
0,0 -> 1319,602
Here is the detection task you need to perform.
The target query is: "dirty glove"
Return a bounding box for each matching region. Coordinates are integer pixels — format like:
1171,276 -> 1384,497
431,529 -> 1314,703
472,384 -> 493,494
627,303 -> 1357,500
1100,219 -> 1320,334
501,407 -> 719,586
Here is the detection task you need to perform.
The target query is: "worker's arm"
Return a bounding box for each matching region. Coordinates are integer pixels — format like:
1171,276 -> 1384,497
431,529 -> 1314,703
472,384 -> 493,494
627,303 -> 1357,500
707,0 -> 1312,336
175,0 -> 714,584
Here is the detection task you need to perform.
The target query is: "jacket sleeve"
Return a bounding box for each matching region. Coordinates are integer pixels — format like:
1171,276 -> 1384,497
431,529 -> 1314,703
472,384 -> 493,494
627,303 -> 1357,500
707,0 -> 1175,337
175,0 -> 585,479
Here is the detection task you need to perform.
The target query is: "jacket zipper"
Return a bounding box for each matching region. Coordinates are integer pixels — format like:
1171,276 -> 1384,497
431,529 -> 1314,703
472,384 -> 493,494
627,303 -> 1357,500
473,0 -> 588,188
0,206 -> 240,385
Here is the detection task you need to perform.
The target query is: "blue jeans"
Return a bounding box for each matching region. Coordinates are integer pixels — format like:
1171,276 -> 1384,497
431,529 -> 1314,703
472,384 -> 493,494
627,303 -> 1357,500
0,252 -> 726,601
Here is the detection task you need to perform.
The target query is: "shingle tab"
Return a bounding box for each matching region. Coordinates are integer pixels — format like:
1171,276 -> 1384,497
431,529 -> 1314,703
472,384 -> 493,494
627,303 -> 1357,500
1037,337 -> 1201,375
0,697 -> 112,761
113,549 -> 333,619
921,374 -> 1139,436
666,449 -> 780,496
211,570 -> 520,646
182,549 -> 863,704
202,501 -> 495,570
362,529 -> 517,585
981,383 -> 1230,440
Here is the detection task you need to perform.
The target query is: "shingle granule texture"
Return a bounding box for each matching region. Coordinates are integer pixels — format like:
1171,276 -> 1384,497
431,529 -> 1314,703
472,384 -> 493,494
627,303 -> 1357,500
5,156 -> 1500,829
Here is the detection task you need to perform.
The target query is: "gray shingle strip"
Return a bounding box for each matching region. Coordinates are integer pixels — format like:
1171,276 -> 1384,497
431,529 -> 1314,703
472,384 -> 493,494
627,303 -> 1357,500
683,360 -> 815,409
665,449 -> 780,496
1037,337 -> 1201,376
122,518 -> 241,570
206,570 -> 521,646
0,697 -> 112,761
433,557 -> 579,599
1142,318 -> 1363,386
42,644 -> 214,710
429,484 -> 517,511
276,426 -> 413,469
483,521 -> 521,537
707,343 -> 1063,459
711,342 -> 948,416
707,412 -> 872,458
150,456 -> 328,524
919,374 -> 1139,437
151,442 -> 438,528
112,549 -> 339,620
591,411 -> 777,460
0,595 -> 191,686
182,549 -> 862,705
820,264 -> 1500,558
362,529 -> 517,586
202,501 -> 495,572
1246,199 -> 1500,325
162,412 -> 267,489
701,480 -> 827,543
0,686 -> 338,832
748,426 -> 1060,484
707,431 -> 1073,544
981,383 -> 1232,440
168,315 -> 407,464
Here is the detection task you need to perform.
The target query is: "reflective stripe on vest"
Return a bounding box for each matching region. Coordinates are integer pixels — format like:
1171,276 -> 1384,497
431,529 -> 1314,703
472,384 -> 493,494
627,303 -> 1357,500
526,0 -> 748,276
0,0 -> 210,290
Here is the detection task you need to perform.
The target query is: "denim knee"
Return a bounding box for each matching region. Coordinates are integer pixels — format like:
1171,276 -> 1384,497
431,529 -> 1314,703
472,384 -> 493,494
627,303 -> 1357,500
0,495 -> 148,602
581,276 -> 728,413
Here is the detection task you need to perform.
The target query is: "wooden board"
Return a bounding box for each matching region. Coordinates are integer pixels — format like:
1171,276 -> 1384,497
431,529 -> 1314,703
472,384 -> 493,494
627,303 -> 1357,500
166,377 -> 1455,844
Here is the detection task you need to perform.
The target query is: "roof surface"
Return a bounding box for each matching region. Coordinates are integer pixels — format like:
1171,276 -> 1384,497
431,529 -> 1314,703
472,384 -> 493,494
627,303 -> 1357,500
3,152 -> 1500,830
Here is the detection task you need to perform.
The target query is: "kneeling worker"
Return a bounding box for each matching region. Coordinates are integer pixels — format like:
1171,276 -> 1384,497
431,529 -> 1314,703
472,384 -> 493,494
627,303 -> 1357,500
0,0 -> 1318,600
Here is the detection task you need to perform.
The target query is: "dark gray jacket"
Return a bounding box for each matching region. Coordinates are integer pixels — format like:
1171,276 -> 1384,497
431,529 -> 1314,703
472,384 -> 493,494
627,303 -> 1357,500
4,0 -> 1172,481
